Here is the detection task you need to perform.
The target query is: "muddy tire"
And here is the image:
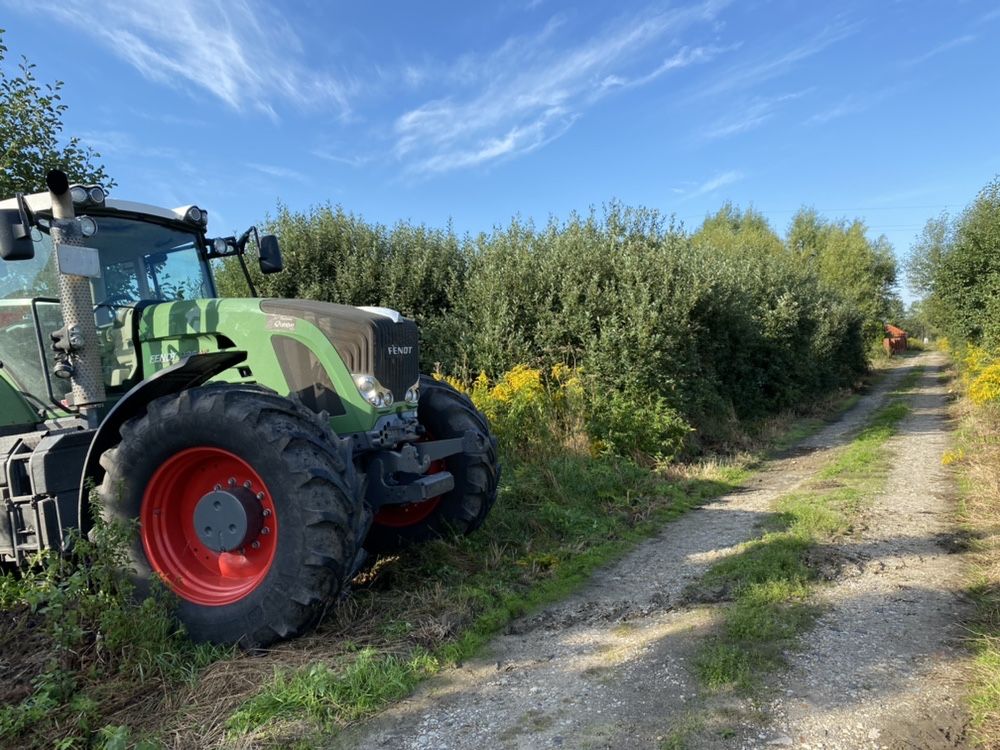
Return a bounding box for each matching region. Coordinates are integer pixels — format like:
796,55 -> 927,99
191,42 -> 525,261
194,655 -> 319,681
365,375 -> 499,554
98,385 -> 367,648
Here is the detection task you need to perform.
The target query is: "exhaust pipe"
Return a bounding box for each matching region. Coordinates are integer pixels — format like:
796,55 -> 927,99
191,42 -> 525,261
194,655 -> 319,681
47,169 -> 106,426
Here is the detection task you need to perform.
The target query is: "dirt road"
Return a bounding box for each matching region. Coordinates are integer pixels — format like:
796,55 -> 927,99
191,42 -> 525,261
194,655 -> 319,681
337,352 -> 969,750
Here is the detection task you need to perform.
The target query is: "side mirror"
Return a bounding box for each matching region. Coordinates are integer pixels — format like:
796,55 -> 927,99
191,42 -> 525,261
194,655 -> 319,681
258,234 -> 283,274
0,201 -> 35,261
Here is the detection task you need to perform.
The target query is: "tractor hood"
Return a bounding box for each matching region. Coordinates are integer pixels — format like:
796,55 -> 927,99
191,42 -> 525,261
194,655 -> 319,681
259,299 -> 420,404
135,298 -> 420,433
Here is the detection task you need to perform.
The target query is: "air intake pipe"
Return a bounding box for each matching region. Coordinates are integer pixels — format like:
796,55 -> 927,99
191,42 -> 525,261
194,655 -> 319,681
47,169 -> 106,426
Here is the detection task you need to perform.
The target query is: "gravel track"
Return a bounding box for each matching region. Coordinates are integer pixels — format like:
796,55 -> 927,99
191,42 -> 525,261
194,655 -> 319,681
758,353 -> 970,749
336,353 -> 967,750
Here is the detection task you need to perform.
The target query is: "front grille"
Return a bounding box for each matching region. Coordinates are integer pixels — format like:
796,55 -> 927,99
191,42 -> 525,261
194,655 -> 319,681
261,299 -> 419,402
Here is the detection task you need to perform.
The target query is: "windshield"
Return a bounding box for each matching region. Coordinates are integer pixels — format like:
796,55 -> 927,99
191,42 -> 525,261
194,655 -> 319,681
0,214 -> 215,304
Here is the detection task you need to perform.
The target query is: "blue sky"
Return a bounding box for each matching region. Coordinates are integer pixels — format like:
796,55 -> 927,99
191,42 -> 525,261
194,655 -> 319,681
2,1 -> 999,299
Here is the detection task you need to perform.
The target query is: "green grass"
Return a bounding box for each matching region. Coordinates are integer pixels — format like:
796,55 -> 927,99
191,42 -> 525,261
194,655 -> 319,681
0,509 -> 227,750
223,453 -> 746,743
227,648 -> 438,735
219,368 -> 912,746
3,364 -> 905,749
691,374 -> 918,693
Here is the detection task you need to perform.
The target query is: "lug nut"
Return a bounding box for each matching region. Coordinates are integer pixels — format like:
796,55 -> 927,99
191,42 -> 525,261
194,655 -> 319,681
228,477 -> 237,487
251,541 -> 260,550
244,480 -> 252,489
262,509 -> 271,517
256,492 -> 265,501
214,483 -> 222,491
261,526 -> 270,535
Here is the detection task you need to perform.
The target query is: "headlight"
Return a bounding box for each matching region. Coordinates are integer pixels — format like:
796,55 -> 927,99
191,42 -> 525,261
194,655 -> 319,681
78,216 -> 98,237
70,186 -> 89,204
405,381 -> 420,404
353,373 -> 395,409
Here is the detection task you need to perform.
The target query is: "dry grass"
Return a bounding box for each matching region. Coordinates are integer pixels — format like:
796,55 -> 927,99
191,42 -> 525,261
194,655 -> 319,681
948,380 -> 1000,747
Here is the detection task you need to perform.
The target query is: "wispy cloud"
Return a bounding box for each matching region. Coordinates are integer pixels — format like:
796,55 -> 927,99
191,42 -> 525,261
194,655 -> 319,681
246,163 -> 309,182
312,149 -> 372,168
694,21 -> 859,100
27,0 -> 354,119
900,33 -> 976,67
702,90 -> 810,139
678,169 -> 745,200
804,84 -> 902,126
805,94 -> 867,126
394,1 -> 732,175
78,130 -> 180,160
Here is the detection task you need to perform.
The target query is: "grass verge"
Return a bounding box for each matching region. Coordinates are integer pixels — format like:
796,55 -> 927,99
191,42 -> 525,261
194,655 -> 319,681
688,371 -> 919,694
946,379 -> 1000,747
206,374 -> 883,748
0,366 -> 888,749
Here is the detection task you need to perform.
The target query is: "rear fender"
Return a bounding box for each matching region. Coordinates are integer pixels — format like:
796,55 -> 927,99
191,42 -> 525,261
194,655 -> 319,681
78,350 -> 247,534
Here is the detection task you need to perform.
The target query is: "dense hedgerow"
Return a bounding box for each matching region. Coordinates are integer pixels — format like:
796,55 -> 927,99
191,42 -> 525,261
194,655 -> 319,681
219,201 -> 891,448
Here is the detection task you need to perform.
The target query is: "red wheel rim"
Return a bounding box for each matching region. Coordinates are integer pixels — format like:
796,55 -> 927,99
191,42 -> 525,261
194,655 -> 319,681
140,447 -> 277,606
374,431 -> 445,528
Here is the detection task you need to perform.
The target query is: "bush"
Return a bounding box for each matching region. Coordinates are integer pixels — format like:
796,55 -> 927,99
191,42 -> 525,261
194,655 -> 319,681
586,389 -> 690,460
222,200 -> 882,453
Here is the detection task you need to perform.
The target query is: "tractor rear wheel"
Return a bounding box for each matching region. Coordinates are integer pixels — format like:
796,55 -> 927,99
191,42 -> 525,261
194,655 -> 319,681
98,385 -> 367,648
365,375 -> 499,553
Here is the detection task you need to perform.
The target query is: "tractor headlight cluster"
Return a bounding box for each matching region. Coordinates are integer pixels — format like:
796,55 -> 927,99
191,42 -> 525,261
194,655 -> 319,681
185,206 -> 209,226
404,381 -> 420,405
353,374 -> 394,408
69,184 -> 106,207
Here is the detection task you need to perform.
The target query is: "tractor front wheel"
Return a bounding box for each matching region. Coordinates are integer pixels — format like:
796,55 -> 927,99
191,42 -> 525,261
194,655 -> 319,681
365,375 -> 499,553
99,385 -> 367,648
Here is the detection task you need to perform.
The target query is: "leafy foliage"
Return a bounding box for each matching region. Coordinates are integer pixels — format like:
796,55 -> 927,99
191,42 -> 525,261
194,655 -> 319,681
0,499 -> 223,749
0,28 -> 113,197
910,178 -> 1000,352
223,200 -> 892,449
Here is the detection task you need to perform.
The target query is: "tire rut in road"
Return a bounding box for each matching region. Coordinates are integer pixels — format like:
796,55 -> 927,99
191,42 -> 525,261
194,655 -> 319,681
335,358 -> 928,750
756,353 -> 971,750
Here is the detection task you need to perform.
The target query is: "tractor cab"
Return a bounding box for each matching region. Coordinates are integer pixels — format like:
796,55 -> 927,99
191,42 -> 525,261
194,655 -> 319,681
0,189 -> 275,414
0,173 -> 498,648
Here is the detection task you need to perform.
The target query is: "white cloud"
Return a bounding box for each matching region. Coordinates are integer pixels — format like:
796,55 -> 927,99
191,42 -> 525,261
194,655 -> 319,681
394,1 -> 732,175
679,169 -> 744,199
27,0 -> 353,119
694,21 -> 859,100
246,162 -> 308,182
702,90 -> 810,140
900,34 -> 976,67
312,149 -> 372,168
804,85 -> 901,126
78,130 -> 180,160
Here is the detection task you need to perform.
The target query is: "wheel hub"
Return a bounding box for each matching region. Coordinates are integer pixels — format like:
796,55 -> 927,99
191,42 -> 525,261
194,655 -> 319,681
193,486 -> 263,552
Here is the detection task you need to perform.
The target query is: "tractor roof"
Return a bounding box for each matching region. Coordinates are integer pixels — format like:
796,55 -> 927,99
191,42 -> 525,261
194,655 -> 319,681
0,190 -> 202,226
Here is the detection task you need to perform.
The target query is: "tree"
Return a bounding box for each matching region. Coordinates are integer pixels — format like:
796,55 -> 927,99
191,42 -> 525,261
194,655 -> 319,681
906,214 -> 952,296
692,203 -> 785,258
786,209 -> 899,342
0,28 -> 113,197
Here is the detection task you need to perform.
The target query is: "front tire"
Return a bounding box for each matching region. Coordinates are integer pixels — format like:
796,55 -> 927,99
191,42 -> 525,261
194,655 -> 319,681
365,375 -> 499,553
98,385 -> 367,648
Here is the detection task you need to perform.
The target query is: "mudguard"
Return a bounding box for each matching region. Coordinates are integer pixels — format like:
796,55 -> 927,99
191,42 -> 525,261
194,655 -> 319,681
77,350 -> 247,533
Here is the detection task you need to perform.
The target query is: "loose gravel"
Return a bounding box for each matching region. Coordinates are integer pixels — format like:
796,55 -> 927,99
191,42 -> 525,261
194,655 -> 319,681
334,353 -> 968,750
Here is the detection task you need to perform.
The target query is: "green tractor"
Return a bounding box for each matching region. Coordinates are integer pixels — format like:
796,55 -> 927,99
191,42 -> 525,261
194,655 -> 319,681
0,170 -> 499,647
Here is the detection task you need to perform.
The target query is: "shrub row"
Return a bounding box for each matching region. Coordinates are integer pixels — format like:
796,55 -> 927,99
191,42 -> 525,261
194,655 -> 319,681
219,202 -> 887,449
